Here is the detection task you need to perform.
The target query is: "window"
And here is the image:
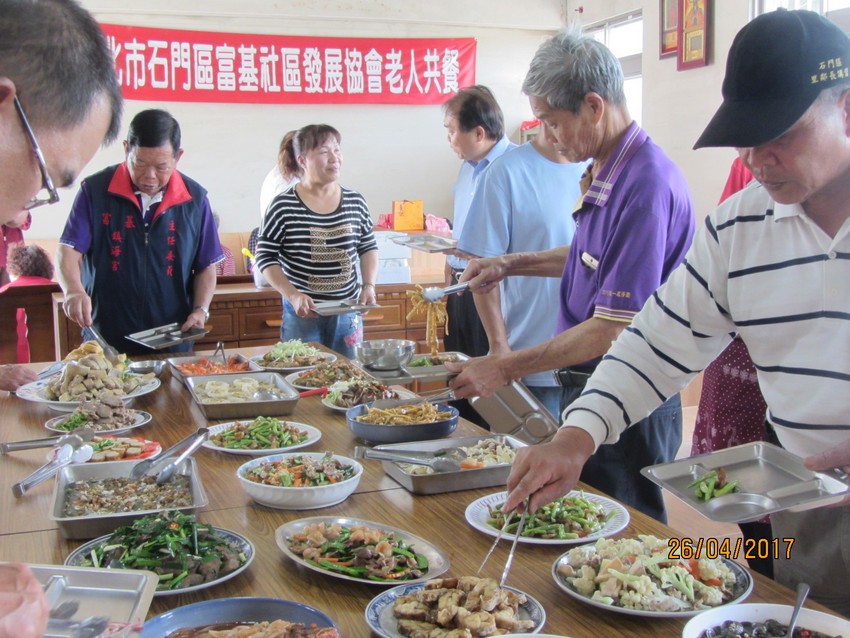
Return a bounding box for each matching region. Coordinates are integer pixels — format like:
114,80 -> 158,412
753,0 -> 850,14
584,12 -> 643,125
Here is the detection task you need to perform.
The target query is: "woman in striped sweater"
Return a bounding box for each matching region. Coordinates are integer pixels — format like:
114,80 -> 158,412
254,124 -> 378,358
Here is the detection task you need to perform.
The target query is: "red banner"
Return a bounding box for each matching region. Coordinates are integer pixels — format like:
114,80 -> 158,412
100,24 -> 476,105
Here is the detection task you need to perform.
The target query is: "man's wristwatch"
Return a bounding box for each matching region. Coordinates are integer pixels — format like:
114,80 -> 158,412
193,305 -> 210,321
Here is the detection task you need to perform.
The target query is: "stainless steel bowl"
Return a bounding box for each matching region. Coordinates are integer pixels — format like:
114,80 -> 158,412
353,339 -> 416,370
128,360 -> 165,376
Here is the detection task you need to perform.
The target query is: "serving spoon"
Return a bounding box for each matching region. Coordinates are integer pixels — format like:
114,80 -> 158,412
11,443 -> 94,497
782,582 -> 810,638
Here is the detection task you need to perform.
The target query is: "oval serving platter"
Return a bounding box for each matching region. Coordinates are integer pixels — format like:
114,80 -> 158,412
275,516 -> 449,586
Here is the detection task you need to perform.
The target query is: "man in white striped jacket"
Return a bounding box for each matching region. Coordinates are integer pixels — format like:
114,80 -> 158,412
502,10 -> 850,614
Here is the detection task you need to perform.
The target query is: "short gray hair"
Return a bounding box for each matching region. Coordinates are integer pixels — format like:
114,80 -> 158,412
522,29 -> 626,113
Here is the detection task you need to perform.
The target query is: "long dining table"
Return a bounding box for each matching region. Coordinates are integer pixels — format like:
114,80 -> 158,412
0,347 -> 826,638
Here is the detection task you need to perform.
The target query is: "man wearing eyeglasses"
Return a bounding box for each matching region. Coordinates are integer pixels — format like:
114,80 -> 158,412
0,2 -> 123,633
0,0 -> 122,397
57,109 -> 224,356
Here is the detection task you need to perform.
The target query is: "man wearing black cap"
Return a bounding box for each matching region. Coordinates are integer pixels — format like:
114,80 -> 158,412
499,9 -> 850,614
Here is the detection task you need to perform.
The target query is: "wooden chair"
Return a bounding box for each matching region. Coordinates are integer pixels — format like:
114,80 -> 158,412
0,283 -> 60,363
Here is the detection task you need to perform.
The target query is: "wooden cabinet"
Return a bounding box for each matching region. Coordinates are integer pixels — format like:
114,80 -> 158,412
53,281 -> 444,359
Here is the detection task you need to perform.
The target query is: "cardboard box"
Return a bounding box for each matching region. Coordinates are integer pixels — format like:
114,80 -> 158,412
392,200 -> 424,231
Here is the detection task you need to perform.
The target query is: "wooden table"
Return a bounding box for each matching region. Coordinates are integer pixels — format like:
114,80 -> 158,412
0,353 -> 820,638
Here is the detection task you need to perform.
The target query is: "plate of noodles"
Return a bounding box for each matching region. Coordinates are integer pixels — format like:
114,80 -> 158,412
346,402 -> 459,444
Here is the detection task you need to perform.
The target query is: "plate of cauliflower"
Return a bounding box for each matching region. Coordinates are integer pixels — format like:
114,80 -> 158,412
551,534 -> 752,617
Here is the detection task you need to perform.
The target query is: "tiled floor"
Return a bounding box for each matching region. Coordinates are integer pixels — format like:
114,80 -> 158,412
663,406 -> 743,542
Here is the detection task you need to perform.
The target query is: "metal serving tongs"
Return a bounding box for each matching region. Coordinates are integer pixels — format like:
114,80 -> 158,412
476,497 -> 529,587
421,281 -> 470,303
81,324 -> 120,365
129,428 -> 209,484
370,387 -> 456,410
1,426 -> 94,455
354,445 -> 467,473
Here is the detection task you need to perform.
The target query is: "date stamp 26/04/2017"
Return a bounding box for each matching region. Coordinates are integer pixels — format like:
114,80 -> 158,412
668,537 -> 795,561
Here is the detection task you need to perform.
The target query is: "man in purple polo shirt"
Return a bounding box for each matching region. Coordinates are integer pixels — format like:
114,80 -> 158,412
58,109 -> 223,356
447,29 -> 695,522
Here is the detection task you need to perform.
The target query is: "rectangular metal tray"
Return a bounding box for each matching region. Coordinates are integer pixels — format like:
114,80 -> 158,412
49,457 -> 208,539
641,441 -> 850,523
391,233 -> 458,253
313,299 -> 381,316
29,563 -> 158,637
377,434 -> 527,495
126,323 -> 208,350
366,352 -> 469,385
185,371 -> 299,419
469,381 -> 559,444
167,353 -> 262,385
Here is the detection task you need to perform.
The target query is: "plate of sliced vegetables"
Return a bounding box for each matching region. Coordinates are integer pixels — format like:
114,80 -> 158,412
48,435 -> 162,463
466,490 -> 629,546
66,511 -> 254,596
202,418 -> 321,456
551,534 -> 753,617
275,516 -> 449,585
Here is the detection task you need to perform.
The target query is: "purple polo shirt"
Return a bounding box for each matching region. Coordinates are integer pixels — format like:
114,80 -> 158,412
557,122 -> 695,360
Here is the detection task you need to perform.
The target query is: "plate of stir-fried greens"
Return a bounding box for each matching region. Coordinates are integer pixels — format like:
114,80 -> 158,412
276,516 -> 449,585
66,511 -> 254,596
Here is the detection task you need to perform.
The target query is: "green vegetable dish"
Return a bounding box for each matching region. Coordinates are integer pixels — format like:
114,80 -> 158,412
78,511 -> 250,591
209,417 -> 308,450
286,521 -> 429,581
53,412 -> 90,432
242,452 -> 354,487
688,468 -> 740,502
488,493 -> 616,540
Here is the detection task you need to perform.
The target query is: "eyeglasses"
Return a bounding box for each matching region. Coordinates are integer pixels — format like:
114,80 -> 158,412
13,96 -> 60,210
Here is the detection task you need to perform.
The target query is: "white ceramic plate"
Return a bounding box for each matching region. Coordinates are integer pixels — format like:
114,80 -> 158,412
551,552 -> 753,618
365,582 -> 546,638
250,351 -> 337,373
44,409 -> 153,437
17,376 -> 161,412
275,516 -> 449,585
320,397 -> 349,413
465,490 -> 630,546
66,526 -> 254,597
202,420 -> 322,456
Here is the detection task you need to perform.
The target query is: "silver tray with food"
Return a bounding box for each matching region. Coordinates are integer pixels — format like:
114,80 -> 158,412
167,353 -> 262,385
390,233 -> 458,253
641,441 -> 850,523
185,371 -> 300,419
376,435 -> 527,495
29,563 -> 158,638
126,323 -> 208,350
469,380 -> 560,444
313,299 -> 381,316
49,457 -> 208,539
366,352 -> 469,385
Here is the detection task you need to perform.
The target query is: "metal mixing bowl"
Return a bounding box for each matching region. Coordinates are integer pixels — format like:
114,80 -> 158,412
353,339 -> 416,370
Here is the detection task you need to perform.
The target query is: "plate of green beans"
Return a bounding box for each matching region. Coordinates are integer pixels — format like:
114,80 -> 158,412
202,417 -> 321,456
465,490 -> 630,545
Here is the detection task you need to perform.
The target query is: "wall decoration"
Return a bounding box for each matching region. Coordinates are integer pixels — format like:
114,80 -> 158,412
660,0 -> 678,58
100,23 -> 476,105
677,0 -> 710,70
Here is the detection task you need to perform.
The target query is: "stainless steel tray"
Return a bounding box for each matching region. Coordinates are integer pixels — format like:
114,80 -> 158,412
185,371 -> 299,419
49,457 -> 208,539
390,233 -> 457,253
376,435 -> 527,495
367,352 -> 469,385
167,353 -> 262,385
469,381 -> 559,444
126,323 -> 208,350
313,299 -> 380,316
641,441 -> 850,523
29,563 -> 158,637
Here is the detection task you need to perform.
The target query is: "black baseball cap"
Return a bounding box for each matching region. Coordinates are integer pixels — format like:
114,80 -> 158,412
694,10 -> 850,149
